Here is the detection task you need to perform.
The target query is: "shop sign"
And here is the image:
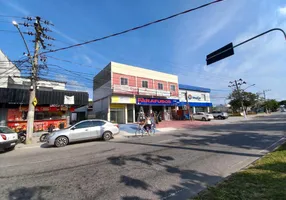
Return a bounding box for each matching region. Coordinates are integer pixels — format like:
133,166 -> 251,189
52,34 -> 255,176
188,94 -> 201,100
111,96 -> 136,104
113,85 -> 137,94
64,95 -> 74,105
156,90 -> 171,97
138,88 -> 157,96
136,97 -> 179,105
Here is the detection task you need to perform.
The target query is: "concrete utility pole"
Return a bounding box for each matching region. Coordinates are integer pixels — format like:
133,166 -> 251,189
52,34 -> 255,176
26,17 -> 44,144
228,79 -> 247,119
185,91 -> 192,121
263,89 -> 271,114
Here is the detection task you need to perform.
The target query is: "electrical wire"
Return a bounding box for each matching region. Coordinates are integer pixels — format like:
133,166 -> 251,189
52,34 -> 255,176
43,0 -> 224,54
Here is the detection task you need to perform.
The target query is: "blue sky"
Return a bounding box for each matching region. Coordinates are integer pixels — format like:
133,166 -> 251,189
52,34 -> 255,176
0,0 -> 286,104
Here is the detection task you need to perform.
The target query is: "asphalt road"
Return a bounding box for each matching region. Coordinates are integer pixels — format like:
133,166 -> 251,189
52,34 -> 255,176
1,113 -> 285,200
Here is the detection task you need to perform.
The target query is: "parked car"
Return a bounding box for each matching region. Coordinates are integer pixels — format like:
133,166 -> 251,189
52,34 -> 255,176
193,112 -> 214,121
0,126 -> 18,151
211,111 -> 229,119
46,119 -> 120,147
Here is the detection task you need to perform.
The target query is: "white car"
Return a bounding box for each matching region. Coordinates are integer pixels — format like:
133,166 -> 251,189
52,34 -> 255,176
193,112 -> 214,121
47,119 -> 120,147
0,126 -> 18,151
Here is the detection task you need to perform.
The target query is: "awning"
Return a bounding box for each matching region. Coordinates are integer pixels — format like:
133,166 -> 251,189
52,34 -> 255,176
0,88 -> 88,106
178,102 -> 213,107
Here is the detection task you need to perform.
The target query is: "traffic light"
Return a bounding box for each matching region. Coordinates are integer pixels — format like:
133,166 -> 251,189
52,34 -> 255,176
206,43 -> 234,65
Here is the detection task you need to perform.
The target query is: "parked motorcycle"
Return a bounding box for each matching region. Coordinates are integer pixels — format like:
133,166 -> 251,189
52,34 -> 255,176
39,132 -> 50,142
18,130 -> 26,143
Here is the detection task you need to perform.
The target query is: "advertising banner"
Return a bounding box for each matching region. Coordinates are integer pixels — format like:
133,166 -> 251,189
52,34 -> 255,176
136,97 -> 179,106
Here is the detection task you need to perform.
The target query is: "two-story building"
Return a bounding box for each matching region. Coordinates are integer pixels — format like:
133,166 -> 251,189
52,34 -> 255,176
93,62 -> 180,124
178,84 -> 212,115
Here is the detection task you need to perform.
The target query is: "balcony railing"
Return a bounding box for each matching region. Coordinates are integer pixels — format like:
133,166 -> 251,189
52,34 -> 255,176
112,84 -> 176,97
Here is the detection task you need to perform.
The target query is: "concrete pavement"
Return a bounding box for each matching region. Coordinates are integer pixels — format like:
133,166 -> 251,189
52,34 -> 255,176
0,113 -> 285,200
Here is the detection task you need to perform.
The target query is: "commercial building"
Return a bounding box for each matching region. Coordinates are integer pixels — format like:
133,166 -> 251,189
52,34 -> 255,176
0,49 -> 88,132
93,62 -> 180,124
178,84 -> 212,116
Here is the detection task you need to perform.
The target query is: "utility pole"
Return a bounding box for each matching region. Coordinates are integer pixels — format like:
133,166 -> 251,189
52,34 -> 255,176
228,79 -> 247,119
263,89 -> 271,114
25,17 -> 52,144
185,91 -> 192,121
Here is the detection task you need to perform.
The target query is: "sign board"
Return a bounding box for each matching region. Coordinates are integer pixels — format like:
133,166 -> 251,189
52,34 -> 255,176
138,88 -> 157,96
111,96 -> 136,104
179,90 -> 210,103
156,90 -> 171,97
32,97 -> 38,106
136,97 -> 179,106
113,85 -> 137,94
64,95 -> 74,105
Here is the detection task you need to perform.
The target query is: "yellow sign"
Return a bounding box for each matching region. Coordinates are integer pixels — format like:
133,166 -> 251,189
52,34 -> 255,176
32,97 -> 38,106
111,96 -> 136,104
110,104 -> 125,109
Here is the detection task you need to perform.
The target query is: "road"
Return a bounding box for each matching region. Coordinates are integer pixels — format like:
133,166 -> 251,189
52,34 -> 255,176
0,113 -> 285,200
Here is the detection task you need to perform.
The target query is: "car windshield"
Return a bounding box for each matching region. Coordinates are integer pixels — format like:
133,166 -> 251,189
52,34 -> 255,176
0,127 -> 15,134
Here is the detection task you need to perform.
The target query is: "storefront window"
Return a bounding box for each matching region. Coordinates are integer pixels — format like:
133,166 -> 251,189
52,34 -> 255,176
110,108 -> 125,124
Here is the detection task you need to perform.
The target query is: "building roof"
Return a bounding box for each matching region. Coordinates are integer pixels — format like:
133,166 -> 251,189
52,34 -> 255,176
179,84 -> 211,93
17,76 -> 67,84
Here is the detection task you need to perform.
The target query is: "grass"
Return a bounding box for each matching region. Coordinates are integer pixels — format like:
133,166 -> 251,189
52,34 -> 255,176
193,142 -> 286,200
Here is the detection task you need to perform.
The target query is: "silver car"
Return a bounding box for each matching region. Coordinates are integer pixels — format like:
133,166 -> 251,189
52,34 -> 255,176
47,119 -> 120,147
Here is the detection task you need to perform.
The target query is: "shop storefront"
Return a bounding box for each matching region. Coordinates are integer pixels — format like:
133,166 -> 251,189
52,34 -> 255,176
0,88 -> 88,132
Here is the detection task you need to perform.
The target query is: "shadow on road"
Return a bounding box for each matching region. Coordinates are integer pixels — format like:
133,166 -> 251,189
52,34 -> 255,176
107,153 -> 221,199
8,186 -> 52,200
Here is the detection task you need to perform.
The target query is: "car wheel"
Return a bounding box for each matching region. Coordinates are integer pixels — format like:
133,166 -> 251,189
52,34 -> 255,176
103,131 -> 112,141
54,136 -> 69,147
218,116 -> 223,120
202,117 -> 207,121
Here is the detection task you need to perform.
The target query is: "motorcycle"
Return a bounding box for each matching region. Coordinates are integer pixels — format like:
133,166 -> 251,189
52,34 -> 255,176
18,130 -> 26,143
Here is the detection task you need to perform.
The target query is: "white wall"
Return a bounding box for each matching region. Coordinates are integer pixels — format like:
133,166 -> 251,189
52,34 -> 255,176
8,77 -> 66,90
179,90 -> 211,103
0,50 -> 20,88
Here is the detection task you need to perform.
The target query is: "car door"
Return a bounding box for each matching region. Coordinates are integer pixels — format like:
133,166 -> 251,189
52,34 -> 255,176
193,113 -> 199,120
70,121 -> 93,141
89,121 -> 106,139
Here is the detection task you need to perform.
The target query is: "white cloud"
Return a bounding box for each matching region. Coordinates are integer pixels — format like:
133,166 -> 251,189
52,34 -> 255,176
278,6 -> 286,15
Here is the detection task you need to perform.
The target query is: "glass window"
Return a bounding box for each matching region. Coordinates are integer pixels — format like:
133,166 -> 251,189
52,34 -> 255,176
0,127 -> 15,133
158,83 -> 163,90
91,121 -> 106,126
142,81 -> 148,88
74,121 -> 92,129
170,85 -> 176,91
120,78 -> 128,85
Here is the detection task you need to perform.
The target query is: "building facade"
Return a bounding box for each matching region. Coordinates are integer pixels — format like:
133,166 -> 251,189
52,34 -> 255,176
93,62 -> 180,124
178,84 -> 212,114
0,50 -> 88,132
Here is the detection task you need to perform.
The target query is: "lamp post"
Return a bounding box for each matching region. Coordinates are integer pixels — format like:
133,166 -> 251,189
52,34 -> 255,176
12,21 -> 32,59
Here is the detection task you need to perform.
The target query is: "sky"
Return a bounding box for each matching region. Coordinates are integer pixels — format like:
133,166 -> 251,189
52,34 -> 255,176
0,0 -> 286,105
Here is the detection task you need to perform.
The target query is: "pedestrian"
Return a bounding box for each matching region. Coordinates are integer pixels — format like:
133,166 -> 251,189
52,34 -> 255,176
144,116 -> 152,136
48,124 -> 54,133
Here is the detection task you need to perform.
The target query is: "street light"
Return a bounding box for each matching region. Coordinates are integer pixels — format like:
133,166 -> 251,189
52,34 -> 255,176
242,84 -> 255,91
12,20 -> 32,58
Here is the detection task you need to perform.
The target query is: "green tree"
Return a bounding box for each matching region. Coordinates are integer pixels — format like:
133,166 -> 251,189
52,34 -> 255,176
279,100 -> 286,106
264,99 -> 279,112
228,90 -> 259,112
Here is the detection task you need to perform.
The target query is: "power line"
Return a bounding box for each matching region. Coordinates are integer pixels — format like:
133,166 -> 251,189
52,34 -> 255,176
43,0 -> 224,54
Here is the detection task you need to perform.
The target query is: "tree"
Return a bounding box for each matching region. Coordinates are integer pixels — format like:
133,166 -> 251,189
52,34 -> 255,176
228,90 -> 259,112
279,100 -> 286,106
264,99 -> 279,112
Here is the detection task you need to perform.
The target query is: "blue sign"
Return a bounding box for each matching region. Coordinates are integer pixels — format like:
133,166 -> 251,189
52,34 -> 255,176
137,97 -> 179,106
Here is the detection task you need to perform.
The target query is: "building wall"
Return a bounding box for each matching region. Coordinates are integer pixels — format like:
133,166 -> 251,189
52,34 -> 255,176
110,61 -> 179,98
8,77 -> 66,90
93,81 -> 112,101
93,63 -> 111,91
0,50 -> 21,88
